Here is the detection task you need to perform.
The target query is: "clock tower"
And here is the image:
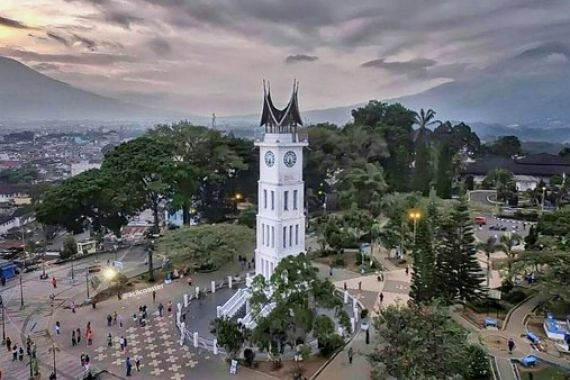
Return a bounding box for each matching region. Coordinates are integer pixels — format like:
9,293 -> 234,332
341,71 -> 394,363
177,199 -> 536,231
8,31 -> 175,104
255,81 -> 308,280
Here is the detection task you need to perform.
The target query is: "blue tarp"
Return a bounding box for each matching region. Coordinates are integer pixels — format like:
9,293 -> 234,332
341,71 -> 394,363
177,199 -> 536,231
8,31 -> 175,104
521,355 -> 538,367
0,261 -> 17,280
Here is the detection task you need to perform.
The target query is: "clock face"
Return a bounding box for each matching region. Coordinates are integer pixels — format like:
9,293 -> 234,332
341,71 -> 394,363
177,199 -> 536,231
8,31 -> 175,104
283,151 -> 297,168
264,151 -> 275,167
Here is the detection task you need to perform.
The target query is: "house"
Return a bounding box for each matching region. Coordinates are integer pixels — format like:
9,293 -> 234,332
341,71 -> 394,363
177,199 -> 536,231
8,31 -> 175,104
0,184 -> 29,204
0,208 -> 35,235
461,153 -> 570,191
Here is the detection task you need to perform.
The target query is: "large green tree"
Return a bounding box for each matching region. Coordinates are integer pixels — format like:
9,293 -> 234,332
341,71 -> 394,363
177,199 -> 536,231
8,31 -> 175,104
437,194 -> 484,302
336,163 -> 387,214
489,135 -> 521,157
370,304 -> 490,380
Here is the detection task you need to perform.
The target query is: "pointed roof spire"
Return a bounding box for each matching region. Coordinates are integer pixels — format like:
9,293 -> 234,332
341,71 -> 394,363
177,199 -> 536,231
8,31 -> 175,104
260,79 -> 303,128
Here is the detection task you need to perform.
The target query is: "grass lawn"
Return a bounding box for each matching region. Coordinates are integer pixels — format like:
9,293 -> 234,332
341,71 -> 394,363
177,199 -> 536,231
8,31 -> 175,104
155,223 -> 255,272
518,364 -> 570,380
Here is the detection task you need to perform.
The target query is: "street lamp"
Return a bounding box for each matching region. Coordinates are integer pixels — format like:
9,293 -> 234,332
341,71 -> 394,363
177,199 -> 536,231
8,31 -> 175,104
19,272 -> 24,309
86,270 -> 90,299
408,210 -> 421,243
104,268 -> 120,300
541,186 -> 547,214
0,295 -> 5,344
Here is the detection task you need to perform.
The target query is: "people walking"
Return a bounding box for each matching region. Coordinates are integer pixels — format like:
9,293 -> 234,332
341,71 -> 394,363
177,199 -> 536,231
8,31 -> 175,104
113,311 -> 117,325
347,347 -> 354,364
76,328 -> 81,344
71,301 -> 76,314
126,357 -> 132,377
119,336 -> 125,351
52,277 -> 57,289
118,314 -> 124,328
107,333 -> 113,347
55,321 -> 61,335
405,265 -> 409,276
87,330 -> 93,345
508,337 -> 515,354
12,346 -> 17,361
134,355 -> 141,371
72,331 -> 77,346
167,300 -> 172,314
379,292 -> 384,304
18,346 -> 24,361
152,290 -> 156,302
158,302 -> 164,317
358,281 -> 362,291
6,336 -> 11,351
107,314 -> 112,327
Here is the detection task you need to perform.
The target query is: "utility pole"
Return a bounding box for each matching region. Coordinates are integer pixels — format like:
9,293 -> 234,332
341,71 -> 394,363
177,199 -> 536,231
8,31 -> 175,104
86,271 -> 90,299
70,253 -> 75,283
19,273 -> 24,309
0,295 -> 5,344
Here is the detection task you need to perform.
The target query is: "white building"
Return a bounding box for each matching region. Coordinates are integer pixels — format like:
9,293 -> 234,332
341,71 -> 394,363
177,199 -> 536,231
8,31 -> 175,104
70,161 -> 101,177
255,82 -> 307,279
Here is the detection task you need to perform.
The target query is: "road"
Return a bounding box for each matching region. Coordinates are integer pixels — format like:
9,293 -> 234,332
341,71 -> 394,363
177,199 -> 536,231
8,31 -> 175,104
0,243 -> 147,379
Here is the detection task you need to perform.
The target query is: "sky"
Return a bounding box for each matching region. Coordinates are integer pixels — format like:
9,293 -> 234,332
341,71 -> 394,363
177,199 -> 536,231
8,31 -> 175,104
1,0 -> 570,116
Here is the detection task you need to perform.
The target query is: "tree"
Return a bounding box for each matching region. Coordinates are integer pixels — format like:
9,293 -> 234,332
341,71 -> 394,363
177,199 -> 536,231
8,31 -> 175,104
437,194 -> 484,302
36,169 -> 135,236
483,169 -> 515,202
412,109 -> 438,196
490,135 -> 521,157
313,315 -> 335,341
370,304 -> 490,380
337,163 -> 387,214
499,232 -> 522,276
250,254 -> 344,354
62,234 -> 77,260
150,123 -> 248,223
351,101 -> 416,191
210,317 -> 245,359
102,136 -> 193,281
435,141 -> 454,199
155,224 -> 254,271
477,237 -> 499,288
238,206 -> 256,228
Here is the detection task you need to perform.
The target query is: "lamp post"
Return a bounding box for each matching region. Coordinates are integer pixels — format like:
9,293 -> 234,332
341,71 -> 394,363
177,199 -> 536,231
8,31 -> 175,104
408,210 -> 421,243
50,342 -> 58,379
70,253 -> 75,284
104,268 -> 120,300
541,186 -> 547,215
19,272 -> 24,309
86,270 -> 90,299
0,295 -> 5,344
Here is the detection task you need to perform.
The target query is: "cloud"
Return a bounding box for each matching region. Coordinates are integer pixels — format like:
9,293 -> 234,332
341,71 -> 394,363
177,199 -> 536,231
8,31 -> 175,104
0,47 -> 136,66
47,32 -> 71,47
72,34 -> 97,51
148,38 -> 172,56
285,54 -> 318,64
0,15 -> 33,30
361,58 -> 436,77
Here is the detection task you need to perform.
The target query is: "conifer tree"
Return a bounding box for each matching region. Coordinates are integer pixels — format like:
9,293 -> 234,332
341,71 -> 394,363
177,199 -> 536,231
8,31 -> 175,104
446,193 -> 484,301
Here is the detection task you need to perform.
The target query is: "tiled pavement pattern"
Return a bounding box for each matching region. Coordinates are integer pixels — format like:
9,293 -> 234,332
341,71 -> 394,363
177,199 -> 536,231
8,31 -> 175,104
92,316 -> 200,379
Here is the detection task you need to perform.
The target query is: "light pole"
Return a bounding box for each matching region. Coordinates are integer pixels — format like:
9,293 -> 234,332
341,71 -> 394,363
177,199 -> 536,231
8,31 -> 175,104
71,254 -> 75,285
104,268 -> 120,300
19,272 -> 24,309
541,186 -> 547,215
0,295 -> 5,344
86,270 -> 90,299
50,342 -> 57,379
408,210 -> 421,243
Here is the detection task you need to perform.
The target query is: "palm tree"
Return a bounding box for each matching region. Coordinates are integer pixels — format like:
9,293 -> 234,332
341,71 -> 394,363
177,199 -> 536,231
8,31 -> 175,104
477,237 -> 499,287
498,232 -> 522,280
414,108 -> 438,130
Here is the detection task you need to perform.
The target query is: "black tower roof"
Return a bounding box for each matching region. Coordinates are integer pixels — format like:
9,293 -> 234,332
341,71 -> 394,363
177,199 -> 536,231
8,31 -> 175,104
260,80 -> 303,130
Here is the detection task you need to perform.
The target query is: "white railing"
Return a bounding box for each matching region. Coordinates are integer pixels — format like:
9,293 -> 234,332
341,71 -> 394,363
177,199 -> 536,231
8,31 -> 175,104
219,288 -> 249,318
242,302 -> 276,329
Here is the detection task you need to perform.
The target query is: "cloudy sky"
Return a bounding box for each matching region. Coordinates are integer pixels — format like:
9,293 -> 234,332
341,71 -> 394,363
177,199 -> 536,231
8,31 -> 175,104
1,0 -> 570,116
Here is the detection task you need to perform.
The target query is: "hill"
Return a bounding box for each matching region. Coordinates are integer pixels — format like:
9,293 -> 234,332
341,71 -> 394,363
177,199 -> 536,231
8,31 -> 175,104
0,56 -> 183,121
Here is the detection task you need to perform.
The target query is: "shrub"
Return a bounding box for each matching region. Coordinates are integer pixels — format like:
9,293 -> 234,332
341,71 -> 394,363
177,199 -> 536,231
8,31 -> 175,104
313,315 -> 335,340
462,345 -> 490,379
334,257 -> 345,267
502,289 -> 527,304
243,348 -> 255,367
318,334 -> 344,357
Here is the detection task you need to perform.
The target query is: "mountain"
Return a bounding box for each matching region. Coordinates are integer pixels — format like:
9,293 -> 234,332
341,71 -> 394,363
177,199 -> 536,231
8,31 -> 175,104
0,56 -> 183,122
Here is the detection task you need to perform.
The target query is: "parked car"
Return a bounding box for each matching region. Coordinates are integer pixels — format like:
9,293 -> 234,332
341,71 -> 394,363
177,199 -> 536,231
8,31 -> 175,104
474,216 -> 487,226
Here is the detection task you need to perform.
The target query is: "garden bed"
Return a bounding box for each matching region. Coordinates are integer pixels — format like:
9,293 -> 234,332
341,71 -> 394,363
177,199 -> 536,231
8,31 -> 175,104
254,355 -> 327,379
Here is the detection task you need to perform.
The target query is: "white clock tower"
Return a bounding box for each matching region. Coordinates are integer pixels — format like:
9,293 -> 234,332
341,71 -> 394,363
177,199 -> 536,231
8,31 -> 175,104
255,81 -> 308,280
